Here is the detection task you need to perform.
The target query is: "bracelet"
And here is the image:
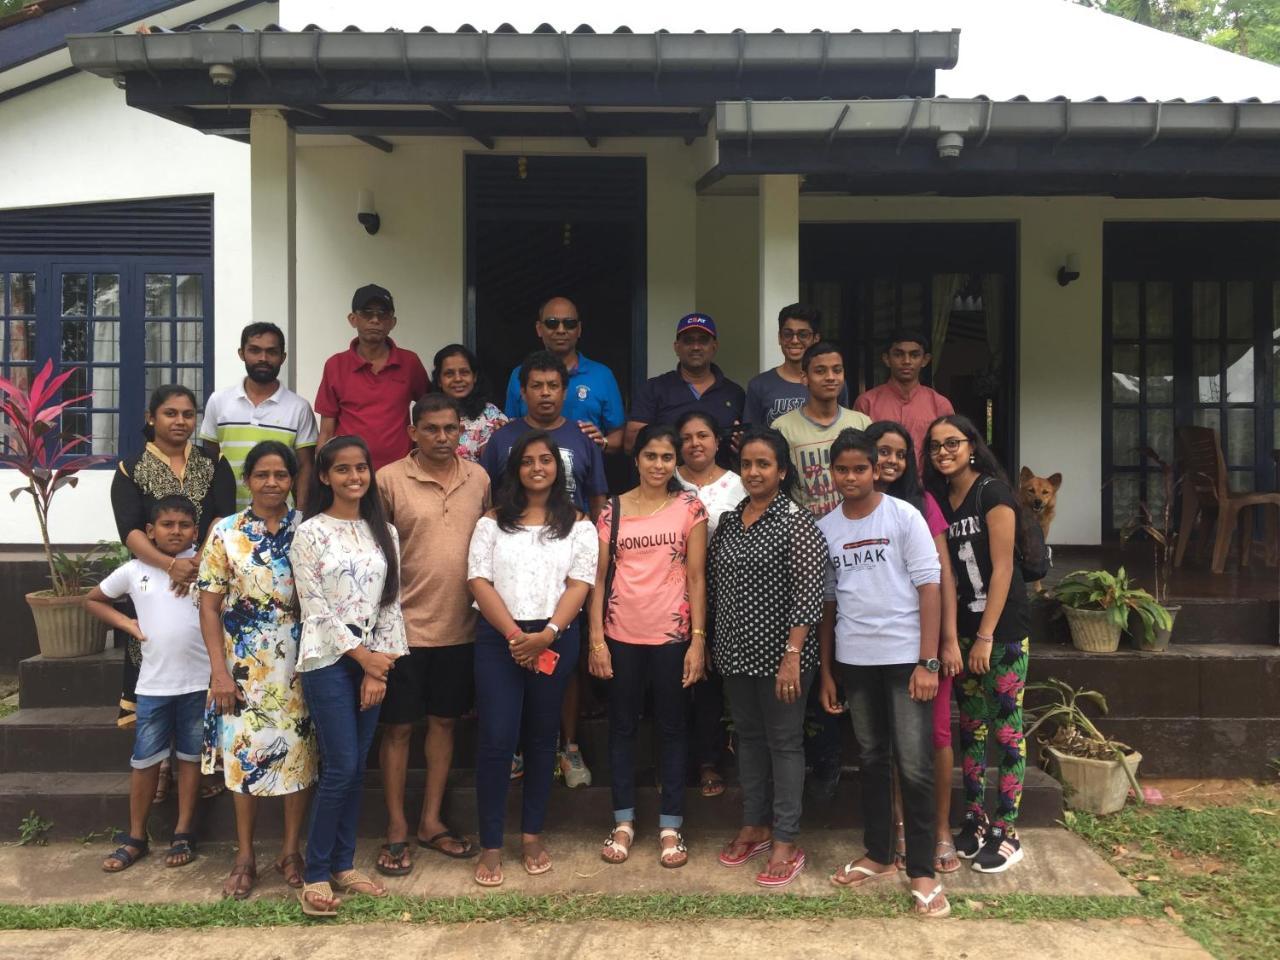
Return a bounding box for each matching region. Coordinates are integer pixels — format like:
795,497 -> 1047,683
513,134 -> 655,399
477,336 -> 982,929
975,633 -> 995,644
591,642 -> 607,653
547,622 -> 561,637
691,628 -> 706,637
784,644 -> 802,655
504,626 -> 522,642
167,557 -> 178,574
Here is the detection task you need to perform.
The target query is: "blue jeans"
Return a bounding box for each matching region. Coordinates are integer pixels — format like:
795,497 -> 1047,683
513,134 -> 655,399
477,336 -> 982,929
841,662 -> 936,880
300,656 -> 381,883
474,617 -> 579,850
132,690 -> 205,769
607,639 -> 688,830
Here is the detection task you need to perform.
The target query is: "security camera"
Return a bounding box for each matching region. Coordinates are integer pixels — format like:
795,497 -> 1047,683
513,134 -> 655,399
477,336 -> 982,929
209,64 -> 237,87
936,132 -> 963,159
357,189 -> 380,236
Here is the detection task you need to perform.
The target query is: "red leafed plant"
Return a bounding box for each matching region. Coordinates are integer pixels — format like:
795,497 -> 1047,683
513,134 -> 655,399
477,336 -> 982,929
0,360 -> 114,595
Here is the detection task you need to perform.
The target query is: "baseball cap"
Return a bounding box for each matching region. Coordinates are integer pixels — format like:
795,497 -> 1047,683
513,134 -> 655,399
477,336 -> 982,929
676,313 -> 717,339
351,284 -> 394,313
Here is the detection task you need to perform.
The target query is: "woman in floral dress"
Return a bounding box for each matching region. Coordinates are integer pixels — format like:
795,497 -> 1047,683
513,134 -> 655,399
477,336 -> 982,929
433,343 -> 507,462
199,440 -> 317,899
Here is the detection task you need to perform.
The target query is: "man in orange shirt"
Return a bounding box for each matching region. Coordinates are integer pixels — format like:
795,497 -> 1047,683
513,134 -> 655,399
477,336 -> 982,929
853,328 -> 954,462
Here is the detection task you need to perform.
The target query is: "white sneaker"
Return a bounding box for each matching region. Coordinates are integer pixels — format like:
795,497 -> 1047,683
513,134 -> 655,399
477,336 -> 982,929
558,746 -> 592,788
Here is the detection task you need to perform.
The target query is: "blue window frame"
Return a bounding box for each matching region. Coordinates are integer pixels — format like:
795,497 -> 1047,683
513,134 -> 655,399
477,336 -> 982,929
1,258 -> 213,463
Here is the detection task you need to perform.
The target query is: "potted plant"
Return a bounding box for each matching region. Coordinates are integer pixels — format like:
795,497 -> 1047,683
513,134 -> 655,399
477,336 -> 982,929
1053,567 -> 1172,653
1025,678 -> 1142,815
1119,446 -> 1181,650
0,361 -> 115,658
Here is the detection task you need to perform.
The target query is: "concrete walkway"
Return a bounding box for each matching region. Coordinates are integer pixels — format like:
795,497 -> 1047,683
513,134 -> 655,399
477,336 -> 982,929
0,920 -> 1213,960
0,827 -> 1132,903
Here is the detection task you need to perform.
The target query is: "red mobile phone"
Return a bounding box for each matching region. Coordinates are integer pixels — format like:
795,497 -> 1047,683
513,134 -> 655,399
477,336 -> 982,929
536,648 -> 560,676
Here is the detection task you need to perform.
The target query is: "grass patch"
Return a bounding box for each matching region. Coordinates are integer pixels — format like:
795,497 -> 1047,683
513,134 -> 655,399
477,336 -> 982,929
1065,791 -> 1280,960
0,891 -> 1159,930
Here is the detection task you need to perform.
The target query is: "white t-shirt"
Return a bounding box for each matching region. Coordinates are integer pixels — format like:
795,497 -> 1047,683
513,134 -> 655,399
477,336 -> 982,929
677,468 -> 746,537
467,517 -> 599,621
98,552 -> 209,696
817,494 -> 941,667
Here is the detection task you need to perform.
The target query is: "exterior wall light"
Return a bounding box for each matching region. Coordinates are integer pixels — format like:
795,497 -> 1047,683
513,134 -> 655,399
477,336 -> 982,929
357,189 -> 380,235
208,63 -> 236,87
936,132 -> 964,159
1057,253 -> 1081,286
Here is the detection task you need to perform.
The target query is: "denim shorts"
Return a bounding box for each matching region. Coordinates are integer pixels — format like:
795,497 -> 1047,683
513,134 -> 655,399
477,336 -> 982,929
131,690 -> 206,769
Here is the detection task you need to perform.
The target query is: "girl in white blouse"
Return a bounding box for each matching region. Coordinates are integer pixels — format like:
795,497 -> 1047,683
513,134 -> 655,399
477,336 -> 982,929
467,430 -> 598,887
291,436 -> 407,916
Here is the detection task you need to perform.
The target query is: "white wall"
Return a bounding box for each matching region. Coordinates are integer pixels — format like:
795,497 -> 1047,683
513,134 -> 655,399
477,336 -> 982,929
696,193 -> 1280,545
289,136 -> 704,407
0,6 -> 276,545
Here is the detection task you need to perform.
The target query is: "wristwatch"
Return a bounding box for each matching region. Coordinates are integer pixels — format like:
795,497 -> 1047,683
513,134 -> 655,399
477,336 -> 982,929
547,622 -> 561,638
918,658 -> 941,673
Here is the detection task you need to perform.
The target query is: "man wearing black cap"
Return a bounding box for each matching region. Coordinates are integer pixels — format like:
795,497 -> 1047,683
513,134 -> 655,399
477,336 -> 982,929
625,313 -> 745,458
315,284 -> 431,470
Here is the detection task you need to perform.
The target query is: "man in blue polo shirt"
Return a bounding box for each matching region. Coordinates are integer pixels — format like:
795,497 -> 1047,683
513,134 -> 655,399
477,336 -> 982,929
625,313 -> 746,457
504,296 -> 626,455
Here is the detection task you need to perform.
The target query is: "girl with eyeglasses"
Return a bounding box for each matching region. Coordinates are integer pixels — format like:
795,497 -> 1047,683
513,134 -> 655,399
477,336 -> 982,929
921,415 -> 1031,874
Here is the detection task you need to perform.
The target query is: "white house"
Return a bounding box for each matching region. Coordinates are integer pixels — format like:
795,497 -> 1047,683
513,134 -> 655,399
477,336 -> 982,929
3,0 -> 1280,547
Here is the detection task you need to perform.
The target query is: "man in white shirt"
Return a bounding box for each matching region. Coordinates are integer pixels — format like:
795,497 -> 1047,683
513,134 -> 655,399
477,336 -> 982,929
815,428 -> 948,917
200,322 -> 317,510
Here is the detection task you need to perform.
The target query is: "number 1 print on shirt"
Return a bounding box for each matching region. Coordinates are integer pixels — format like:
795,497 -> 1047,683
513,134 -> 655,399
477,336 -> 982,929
957,540 -> 987,613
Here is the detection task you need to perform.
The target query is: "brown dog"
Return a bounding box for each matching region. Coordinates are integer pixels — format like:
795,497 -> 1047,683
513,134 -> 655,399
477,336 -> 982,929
1019,466 -> 1062,540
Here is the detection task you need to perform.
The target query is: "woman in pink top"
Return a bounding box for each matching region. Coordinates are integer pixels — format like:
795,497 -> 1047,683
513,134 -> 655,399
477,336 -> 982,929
866,421 -> 964,875
589,424 -> 707,869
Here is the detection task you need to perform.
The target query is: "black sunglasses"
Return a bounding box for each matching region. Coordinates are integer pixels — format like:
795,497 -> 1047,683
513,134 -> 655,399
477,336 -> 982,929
541,317 -> 580,331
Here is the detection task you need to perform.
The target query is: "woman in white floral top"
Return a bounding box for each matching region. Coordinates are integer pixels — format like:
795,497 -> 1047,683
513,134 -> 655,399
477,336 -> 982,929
433,343 -> 508,462
290,436 -> 407,916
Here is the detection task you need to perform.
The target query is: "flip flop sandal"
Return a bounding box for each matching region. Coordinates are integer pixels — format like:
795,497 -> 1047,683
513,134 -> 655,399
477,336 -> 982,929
165,833 -> 197,868
474,857 -> 504,887
102,834 -> 149,873
332,870 -> 387,898
510,754 -> 525,781
718,838 -> 772,867
699,768 -> 726,798
375,842 -> 413,877
199,776 -> 226,800
911,883 -> 952,919
934,840 -> 962,875
830,861 -> 899,888
419,829 -> 479,860
755,848 -> 806,888
658,829 -> 689,869
601,823 -> 635,864
299,882 -> 341,918
223,862 -> 257,900
522,846 -> 553,876
275,852 -> 306,888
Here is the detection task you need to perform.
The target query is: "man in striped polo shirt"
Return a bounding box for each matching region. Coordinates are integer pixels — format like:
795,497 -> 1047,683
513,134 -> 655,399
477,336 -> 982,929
200,322 -> 318,510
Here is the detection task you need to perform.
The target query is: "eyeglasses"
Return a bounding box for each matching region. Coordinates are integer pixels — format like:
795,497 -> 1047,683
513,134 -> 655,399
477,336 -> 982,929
358,307 -> 391,319
927,437 -> 968,455
779,329 -> 815,342
541,317 -> 580,331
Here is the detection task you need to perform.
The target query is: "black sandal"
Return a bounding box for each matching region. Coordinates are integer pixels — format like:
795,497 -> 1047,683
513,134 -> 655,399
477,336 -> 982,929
419,829 -> 479,860
103,834 -> 149,873
376,841 -> 414,877
165,833 -> 197,868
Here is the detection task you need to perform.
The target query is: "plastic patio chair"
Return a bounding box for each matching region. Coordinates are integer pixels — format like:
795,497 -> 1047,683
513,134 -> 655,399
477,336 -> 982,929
1173,425 -> 1280,574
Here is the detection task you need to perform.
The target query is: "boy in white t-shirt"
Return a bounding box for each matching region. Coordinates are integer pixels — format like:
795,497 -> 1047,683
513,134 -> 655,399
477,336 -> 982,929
814,429 -> 949,918
86,495 -> 209,874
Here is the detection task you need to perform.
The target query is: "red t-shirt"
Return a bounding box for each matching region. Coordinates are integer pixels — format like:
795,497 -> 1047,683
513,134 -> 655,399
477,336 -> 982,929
314,338 -> 430,470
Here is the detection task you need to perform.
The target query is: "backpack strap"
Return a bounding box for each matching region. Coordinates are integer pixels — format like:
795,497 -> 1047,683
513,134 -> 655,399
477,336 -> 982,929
603,495 -> 622,608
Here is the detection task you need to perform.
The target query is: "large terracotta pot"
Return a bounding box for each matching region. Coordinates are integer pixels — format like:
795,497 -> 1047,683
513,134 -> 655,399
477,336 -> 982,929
26,591 -> 108,659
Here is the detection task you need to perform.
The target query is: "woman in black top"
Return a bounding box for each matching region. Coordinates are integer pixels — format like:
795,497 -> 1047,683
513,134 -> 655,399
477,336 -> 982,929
110,385 -> 234,787
706,427 -> 826,889
922,414 -> 1029,875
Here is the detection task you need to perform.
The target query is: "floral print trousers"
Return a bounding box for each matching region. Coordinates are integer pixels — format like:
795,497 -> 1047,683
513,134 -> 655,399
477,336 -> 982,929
956,636 -> 1028,828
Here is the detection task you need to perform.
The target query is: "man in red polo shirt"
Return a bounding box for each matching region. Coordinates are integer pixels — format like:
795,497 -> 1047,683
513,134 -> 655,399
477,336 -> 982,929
853,327 -> 954,465
315,284 -> 431,470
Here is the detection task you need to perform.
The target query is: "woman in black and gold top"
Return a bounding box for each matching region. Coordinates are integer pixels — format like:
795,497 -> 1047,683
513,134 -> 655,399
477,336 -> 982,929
110,385 -> 234,789
706,426 -> 826,890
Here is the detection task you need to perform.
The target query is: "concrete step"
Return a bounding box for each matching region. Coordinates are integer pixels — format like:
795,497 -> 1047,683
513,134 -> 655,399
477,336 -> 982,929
18,645 -> 125,709
0,766 -> 1065,842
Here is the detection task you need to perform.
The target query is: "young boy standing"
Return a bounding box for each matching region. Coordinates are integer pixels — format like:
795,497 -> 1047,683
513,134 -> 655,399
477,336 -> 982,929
86,495 -> 209,873
816,429 -> 949,918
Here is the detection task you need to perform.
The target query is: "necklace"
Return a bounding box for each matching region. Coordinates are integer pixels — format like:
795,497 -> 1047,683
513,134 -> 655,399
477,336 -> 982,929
632,491 -> 673,518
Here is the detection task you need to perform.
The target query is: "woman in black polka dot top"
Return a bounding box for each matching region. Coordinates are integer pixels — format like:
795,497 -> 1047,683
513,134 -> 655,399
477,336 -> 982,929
707,426 -> 826,890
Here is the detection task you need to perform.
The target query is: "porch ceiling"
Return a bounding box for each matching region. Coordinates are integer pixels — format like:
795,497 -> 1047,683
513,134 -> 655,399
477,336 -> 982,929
704,97 -> 1280,199
65,25 -> 955,149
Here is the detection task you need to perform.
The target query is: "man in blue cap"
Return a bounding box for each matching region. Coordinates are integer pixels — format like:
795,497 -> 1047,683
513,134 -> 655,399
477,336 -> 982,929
625,313 -> 746,457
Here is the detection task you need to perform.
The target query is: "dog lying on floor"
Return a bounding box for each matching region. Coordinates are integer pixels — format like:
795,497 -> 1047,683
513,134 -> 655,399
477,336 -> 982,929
1019,467 -> 1062,590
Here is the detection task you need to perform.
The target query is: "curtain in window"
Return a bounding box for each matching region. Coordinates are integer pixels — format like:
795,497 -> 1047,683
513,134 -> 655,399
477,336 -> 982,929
930,273 -> 966,376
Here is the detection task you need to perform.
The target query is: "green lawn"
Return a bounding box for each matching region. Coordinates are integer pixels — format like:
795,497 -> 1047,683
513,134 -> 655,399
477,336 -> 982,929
0,791 -> 1275,960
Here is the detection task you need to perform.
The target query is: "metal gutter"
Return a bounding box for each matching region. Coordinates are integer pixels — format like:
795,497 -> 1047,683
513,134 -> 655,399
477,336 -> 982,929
716,98 -> 1280,148
67,28 -> 961,79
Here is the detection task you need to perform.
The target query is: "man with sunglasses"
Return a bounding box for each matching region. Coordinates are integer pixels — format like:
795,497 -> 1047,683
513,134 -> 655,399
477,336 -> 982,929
744,304 -> 848,428
503,296 -> 626,454
315,283 -> 431,470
